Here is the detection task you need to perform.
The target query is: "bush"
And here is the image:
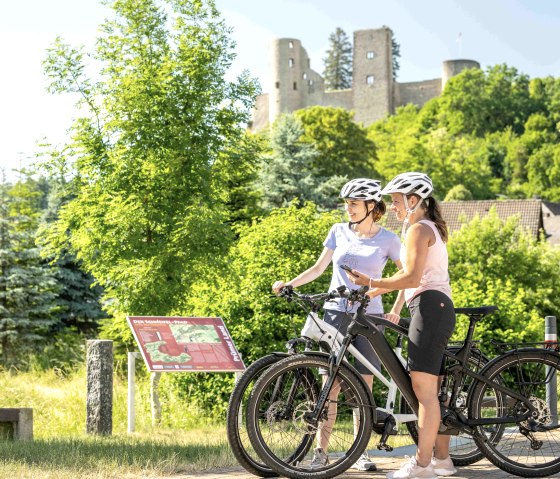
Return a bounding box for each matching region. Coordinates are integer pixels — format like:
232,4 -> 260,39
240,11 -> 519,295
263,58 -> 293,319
448,210 -> 560,353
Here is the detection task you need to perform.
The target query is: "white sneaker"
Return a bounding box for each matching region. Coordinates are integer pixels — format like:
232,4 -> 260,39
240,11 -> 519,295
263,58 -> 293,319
352,452 -> 377,471
431,455 -> 457,476
309,447 -> 329,469
387,456 -> 437,479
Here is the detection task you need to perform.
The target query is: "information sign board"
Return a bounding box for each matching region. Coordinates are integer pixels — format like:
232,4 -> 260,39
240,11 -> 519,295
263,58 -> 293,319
126,316 -> 245,372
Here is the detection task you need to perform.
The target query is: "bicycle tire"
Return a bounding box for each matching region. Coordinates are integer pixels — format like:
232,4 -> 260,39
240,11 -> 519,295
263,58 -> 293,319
246,353 -> 373,479
469,349 -> 560,477
404,347 -> 492,467
226,354 -> 285,477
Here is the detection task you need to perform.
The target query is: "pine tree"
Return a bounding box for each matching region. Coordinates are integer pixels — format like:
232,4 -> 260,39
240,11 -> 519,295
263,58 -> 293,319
256,114 -> 346,210
323,27 -> 352,90
392,35 -> 401,80
0,179 -> 60,367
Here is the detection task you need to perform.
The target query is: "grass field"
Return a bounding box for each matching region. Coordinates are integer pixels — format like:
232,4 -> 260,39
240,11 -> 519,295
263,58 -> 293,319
0,367 -> 413,478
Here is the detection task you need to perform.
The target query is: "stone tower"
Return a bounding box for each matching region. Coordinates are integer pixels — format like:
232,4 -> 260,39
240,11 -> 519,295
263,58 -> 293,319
441,59 -> 481,89
269,39 -> 305,124
352,27 -> 394,125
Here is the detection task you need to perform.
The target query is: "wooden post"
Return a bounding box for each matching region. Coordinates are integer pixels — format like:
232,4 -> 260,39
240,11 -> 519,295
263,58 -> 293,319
86,340 -> 113,435
150,372 -> 162,426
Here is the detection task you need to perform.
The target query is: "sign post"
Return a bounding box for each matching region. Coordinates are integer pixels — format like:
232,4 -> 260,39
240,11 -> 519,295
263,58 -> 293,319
126,316 -> 245,431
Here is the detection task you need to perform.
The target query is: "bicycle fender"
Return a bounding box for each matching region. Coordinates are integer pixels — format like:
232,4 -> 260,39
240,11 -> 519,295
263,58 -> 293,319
296,350 -> 377,423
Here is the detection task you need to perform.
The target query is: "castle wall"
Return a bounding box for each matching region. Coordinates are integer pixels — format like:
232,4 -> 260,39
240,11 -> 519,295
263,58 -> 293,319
395,79 -> 442,109
319,89 -> 353,109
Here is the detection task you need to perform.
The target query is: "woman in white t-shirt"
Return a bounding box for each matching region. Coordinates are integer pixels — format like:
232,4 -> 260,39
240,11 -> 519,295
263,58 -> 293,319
272,178 -> 402,472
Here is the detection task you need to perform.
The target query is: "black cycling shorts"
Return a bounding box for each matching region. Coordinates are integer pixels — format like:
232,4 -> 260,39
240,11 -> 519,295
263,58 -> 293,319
407,290 -> 456,376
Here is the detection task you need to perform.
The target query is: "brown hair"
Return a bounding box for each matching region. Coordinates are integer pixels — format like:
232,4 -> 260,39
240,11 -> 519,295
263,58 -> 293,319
368,199 -> 386,223
424,196 -> 448,242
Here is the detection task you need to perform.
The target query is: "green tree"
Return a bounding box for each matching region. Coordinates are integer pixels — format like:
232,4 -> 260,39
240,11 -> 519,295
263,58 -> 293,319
323,27 -> 352,90
525,143 -> 560,201
438,65 -> 533,136
41,0 -> 259,342
391,34 -> 401,80
444,184 -> 473,201
295,106 -> 377,178
0,179 -> 60,367
256,114 -> 346,210
448,210 -> 560,352
179,202 -> 341,414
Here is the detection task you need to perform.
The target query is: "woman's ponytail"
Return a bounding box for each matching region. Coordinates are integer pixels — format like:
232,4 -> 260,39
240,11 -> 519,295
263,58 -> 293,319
425,197 -> 448,242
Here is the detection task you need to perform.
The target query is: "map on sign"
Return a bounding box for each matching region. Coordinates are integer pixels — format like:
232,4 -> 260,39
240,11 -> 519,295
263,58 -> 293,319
126,316 -> 245,372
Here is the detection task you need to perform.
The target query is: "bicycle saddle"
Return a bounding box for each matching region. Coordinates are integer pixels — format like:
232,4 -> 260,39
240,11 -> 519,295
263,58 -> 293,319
454,305 -> 498,316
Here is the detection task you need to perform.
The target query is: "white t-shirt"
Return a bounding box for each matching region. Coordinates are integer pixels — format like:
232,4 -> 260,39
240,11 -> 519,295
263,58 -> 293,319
323,223 -> 401,314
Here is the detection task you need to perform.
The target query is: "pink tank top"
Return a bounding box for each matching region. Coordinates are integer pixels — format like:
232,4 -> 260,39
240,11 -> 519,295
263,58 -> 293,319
401,219 -> 452,304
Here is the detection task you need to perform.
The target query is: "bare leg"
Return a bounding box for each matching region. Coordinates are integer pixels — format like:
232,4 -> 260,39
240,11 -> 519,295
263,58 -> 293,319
411,371 -> 440,467
434,374 -> 451,459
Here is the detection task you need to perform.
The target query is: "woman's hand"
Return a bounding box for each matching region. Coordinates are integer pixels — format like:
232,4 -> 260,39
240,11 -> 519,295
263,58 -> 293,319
384,312 -> 400,324
272,281 -> 289,295
344,269 -> 370,286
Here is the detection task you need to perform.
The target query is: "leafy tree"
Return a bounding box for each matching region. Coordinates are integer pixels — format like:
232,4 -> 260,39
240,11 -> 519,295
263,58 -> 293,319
0,179 -> 60,367
438,65 -> 533,136
525,143 -> 560,201
40,0 -> 259,344
295,106 -> 377,178
448,210 -> 560,352
179,202 -> 341,414
444,184 -> 473,201
256,114 -> 346,210
323,27 -> 352,90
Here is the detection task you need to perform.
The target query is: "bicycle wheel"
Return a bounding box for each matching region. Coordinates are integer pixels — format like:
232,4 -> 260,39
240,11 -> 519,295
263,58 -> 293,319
469,349 -> 560,477
404,347 -> 491,466
246,353 -> 373,479
226,354 -> 285,477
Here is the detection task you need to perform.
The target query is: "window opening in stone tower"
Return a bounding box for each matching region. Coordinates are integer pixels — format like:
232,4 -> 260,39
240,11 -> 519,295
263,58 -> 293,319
289,41 -> 294,48
289,58 -> 294,67
367,51 -> 375,59
275,81 -> 280,88
303,73 -> 308,80
293,82 -> 297,90
366,75 -> 375,84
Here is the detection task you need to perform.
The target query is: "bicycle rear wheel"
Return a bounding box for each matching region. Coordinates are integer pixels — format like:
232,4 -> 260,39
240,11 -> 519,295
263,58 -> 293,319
226,354 -> 285,477
469,349 -> 560,477
246,353 -> 373,479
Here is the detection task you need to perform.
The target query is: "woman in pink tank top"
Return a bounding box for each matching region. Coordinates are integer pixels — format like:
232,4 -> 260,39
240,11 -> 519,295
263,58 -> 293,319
346,172 -> 456,479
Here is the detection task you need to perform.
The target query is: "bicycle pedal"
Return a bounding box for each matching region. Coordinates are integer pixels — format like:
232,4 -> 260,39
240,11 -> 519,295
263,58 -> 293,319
377,443 -> 393,452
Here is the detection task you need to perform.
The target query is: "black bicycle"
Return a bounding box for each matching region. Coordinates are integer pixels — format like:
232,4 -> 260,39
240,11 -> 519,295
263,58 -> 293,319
245,287 -> 560,478
227,286 -> 490,477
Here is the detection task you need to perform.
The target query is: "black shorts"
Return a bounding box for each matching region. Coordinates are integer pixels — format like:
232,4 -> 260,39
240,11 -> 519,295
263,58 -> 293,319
407,290 -> 456,376
321,309 -> 381,375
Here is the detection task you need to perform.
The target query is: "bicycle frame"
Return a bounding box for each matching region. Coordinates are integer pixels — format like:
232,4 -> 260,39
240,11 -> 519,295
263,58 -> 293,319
300,311 -> 418,428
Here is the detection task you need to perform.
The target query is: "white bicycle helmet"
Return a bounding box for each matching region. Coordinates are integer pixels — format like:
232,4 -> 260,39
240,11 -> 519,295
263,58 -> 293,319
339,178 -> 382,202
381,172 -> 433,199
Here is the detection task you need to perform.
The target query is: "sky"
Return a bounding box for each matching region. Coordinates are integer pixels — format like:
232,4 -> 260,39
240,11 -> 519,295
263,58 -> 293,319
2,0 -> 560,180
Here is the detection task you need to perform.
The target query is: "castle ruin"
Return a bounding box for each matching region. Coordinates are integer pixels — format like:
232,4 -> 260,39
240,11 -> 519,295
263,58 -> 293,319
250,26 -> 479,131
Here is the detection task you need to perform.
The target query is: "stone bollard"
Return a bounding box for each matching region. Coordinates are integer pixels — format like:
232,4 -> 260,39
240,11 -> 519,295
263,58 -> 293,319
86,340 -> 113,435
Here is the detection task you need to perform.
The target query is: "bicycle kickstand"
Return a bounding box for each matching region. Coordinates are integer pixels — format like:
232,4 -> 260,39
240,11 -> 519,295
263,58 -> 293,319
377,415 -> 397,452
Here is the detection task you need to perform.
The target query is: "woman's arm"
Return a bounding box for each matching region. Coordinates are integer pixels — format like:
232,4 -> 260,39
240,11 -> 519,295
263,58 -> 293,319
347,224 -> 432,291
272,247 -> 333,293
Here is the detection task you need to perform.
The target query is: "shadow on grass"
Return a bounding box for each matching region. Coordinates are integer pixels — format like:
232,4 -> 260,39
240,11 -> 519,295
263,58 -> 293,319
0,435 -> 233,474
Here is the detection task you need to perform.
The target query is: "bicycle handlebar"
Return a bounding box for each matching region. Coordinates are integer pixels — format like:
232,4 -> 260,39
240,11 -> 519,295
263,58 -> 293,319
279,285 -> 370,307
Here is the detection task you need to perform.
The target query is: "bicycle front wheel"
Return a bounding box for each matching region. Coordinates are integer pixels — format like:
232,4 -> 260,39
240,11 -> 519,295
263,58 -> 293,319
469,349 -> 560,477
246,353 -> 373,479
226,354 -> 286,477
